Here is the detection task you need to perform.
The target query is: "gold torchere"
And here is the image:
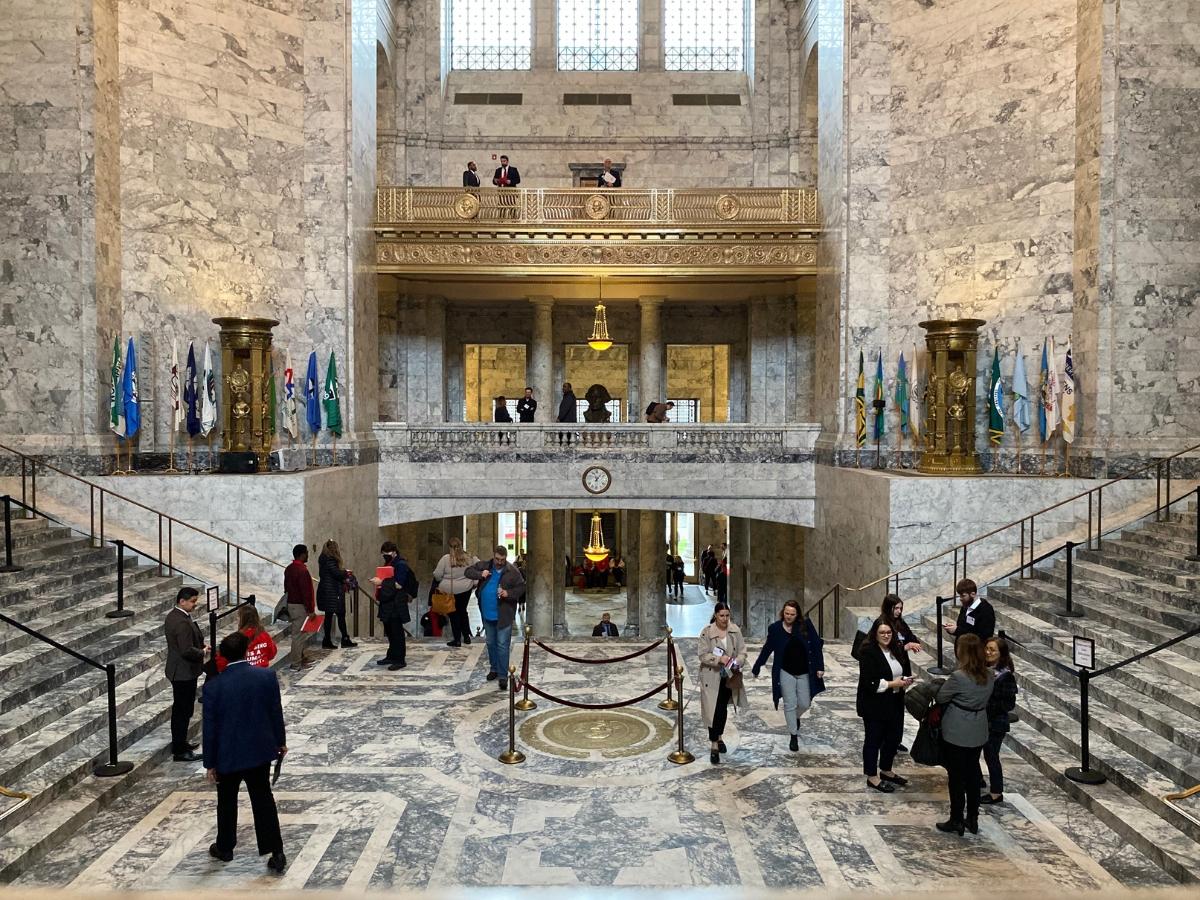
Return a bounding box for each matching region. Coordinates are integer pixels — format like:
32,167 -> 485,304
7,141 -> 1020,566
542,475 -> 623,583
918,319 -> 986,475
212,317 -> 280,473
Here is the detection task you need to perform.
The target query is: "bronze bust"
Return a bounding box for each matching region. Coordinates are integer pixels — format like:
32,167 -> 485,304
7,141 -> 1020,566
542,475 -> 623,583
583,384 -> 612,423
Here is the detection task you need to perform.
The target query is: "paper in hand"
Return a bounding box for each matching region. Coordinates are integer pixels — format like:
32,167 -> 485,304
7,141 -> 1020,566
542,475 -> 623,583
602,172 -> 616,185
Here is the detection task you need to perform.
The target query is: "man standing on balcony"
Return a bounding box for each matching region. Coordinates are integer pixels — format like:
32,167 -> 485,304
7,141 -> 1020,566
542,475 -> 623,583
465,546 -> 527,690
463,161 -> 480,188
557,383 -> 578,423
516,387 -> 537,423
492,155 -> 520,187
597,158 -> 621,188
165,586 -> 206,762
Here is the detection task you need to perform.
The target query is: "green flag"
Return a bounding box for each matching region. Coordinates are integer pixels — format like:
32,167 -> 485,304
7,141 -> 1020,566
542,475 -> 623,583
322,351 -> 342,437
895,351 -> 909,436
989,345 -> 1006,445
268,354 -> 277,436
854,350 -> 866,447
872,350 -> 886,441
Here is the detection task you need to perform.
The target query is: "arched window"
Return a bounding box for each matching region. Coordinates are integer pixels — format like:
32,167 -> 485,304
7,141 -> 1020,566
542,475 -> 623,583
448,0 -> 533,70
664,0 -> 749,72
557,0 -> 639,71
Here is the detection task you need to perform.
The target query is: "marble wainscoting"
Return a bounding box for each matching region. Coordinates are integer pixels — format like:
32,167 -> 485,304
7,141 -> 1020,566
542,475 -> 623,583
14,641 -> 1177,892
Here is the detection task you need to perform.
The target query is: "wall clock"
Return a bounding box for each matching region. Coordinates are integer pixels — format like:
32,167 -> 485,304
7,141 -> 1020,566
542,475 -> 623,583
581,465 -> 612,495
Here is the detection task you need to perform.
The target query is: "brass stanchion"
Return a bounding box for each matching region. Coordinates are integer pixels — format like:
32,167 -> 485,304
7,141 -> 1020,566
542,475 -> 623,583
498,665 -> 526,765
666,670 -> 694,765
515,626 -> 537,711
658,627 -> 679,711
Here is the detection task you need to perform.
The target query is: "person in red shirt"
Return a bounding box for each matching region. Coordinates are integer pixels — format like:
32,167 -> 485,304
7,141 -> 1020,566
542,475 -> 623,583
215,605 -> 277,672
283,544 -> 316,669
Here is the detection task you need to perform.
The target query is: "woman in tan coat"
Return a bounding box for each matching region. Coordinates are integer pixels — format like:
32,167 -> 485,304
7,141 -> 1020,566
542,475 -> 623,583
698,603 -> 748,764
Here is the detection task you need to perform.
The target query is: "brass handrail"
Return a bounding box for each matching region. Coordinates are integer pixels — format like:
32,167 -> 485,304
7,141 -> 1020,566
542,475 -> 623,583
809,439 -> 1200,629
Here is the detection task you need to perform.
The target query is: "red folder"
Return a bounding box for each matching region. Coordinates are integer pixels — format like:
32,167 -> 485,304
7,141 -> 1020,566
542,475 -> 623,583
301,614 -> 324,633
375,565 -> 394,582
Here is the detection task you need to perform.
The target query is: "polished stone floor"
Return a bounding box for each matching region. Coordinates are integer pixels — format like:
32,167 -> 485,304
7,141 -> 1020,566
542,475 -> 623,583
16,637 -> 1177,891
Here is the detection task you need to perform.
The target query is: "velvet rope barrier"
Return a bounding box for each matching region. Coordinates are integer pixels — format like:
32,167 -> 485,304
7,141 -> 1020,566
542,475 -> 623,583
513,675 -> 671,711
532,636 -> 665,665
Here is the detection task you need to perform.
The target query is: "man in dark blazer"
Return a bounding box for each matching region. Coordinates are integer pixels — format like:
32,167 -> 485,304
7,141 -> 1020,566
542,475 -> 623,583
597,158 -> 621,188
943,578 -> 996,643
492,155 -> 520,187
463,161 -> 480,187
164,586 -> 206,761
203,631 -> 287,873
592,613 -> 619,637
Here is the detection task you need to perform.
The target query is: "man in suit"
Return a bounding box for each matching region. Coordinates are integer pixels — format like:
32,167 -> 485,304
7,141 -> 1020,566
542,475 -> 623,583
463,160 -> 480,188
492,155 -> 520,187
597,158 -> 621,188
164,586 -> 206,761
592,612 -> 619,637
204,631 -> 287,873
516,387 -> 537,423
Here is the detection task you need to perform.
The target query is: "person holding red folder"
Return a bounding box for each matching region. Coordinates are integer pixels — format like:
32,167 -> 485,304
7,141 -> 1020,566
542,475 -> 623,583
371,542 -> 417,670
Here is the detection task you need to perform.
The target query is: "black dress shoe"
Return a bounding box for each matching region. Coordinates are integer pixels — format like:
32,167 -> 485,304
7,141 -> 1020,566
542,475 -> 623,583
209,843 -> 232,862
710,750 -> 720,764
340,638 -> 357,648
867,779 -> 895,793
498,679 -> 507,691
717,740 -> 727,753
173,750 -> 200,762
880,772 -> 909,786
978,794 -> 1004,805
389,662 -> 406,671
446,640 -> 462,647
321,640 -> 336,649
897,743 -> 909,753
965,818 -> 979,835
463,636 -> 471,645
375,658 -> 394,666
789,735 -> 799,752
486,671 -> 498,681
266,851 -> 287,873
936,819 -> 965,835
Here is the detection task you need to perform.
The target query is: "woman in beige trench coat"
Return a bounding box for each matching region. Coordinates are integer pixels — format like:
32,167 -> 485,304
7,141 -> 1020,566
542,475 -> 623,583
698,603 -> 748,764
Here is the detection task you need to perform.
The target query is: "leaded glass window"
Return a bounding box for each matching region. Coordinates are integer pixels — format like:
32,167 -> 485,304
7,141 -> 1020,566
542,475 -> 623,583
557,0 -> 639,71
449,0 -> 532,70
664,0 -> 747,72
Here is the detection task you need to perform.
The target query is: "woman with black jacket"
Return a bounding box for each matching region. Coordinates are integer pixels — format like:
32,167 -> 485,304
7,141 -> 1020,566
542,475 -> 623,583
981,636 -> 1019,805
856,617 -> 913,793
752,600 -> 825,751
317,540 -> 356,650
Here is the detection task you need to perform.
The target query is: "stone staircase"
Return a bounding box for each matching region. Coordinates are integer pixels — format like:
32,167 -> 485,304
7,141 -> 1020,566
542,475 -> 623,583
0,514 -> 285,882
911,505 -> 1200,883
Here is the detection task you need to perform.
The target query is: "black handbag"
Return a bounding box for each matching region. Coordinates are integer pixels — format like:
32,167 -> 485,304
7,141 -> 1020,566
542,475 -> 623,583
909,704 -> 944,767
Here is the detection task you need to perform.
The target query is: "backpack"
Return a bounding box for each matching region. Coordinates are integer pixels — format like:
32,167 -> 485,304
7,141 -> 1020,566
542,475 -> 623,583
645,401 -> 656,416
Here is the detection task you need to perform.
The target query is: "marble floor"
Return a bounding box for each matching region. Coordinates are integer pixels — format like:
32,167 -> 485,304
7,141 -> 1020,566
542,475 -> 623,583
15,638 -> 1179,893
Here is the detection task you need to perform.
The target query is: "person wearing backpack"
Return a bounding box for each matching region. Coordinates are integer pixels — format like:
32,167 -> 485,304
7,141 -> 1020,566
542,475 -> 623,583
370,541 -> 416,671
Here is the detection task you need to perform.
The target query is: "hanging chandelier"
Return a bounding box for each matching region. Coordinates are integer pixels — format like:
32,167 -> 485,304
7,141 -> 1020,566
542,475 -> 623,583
587,277 -> 612,351
583,511 -> 610,562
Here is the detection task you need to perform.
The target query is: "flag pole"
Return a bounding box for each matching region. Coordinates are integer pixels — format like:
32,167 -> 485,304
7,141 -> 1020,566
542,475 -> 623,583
331,434 -> 338,467
166,427 -> 180,474
1015,425 -> 1022,474
187,437 -> 194,474
126,441 -> 136,475
112,439 -> 126,476
311,434 -> 317,468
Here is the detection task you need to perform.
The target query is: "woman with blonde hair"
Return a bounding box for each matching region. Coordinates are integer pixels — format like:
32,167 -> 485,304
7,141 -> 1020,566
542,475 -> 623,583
433,536 -> 479,647
317,540 -> 356,650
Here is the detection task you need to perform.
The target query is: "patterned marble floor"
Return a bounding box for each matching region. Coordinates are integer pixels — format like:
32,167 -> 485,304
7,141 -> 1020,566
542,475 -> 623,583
15,638 -> 1179,892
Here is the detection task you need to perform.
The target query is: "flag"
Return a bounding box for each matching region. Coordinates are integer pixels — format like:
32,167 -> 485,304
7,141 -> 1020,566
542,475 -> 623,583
909,344 -> 921,441
873,349 -> 886,441
988,345 -> 1005,446
854,350 -> 866,447
1039,337 -> 1059,442
200,340 -> 217,438
184,341 -> 200,437
323,351 -> 343,437
121,337 -> 140,439
283,350 -> 299,440
305,351 -> 321,436
895,351 -> 909,436
170,339 -> 182,431
268,353 -> 277,437
1061,339 -> 1076,444
109,335 -> 125,438
1011,344 -> 1031,434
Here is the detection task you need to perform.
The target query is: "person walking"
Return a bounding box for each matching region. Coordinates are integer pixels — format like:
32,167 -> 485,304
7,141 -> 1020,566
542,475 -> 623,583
752,600 -> 825,751
216,605 -> 277,672
980,636 -> 1018,805
317,540 -> 356,650
935,633 -> 996,835
857,617 -> 913,792
670,555 -> 686,599
698,603 -> 747,765
203,631 -> 287,874
943,578 -> 995,643
700,545 -> 715,594
557,383 -> 578,423
713,555 -> 729,606
433,537 -> 479,648
465,546 -> 527,689
165,586 -> 206,762
283,544 -> 316,669
371,541 -> 417,670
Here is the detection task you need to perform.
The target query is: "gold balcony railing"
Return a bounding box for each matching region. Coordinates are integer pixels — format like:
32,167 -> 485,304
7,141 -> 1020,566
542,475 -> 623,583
375,187 -> 819,229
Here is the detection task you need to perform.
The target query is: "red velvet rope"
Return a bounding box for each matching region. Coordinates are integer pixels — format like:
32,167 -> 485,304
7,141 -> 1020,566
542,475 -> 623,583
532,636 -> 665,665
516,678 -> 671,710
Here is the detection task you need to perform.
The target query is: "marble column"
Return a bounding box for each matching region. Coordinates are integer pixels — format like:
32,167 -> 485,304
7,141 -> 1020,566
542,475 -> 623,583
466,514 -> 495,560
728,516 -> 750,626
623,509 -> 640,636
638,510 -> 667,638
527,509 -> 554,638
528,296 -> 555,421
639,296 -> 665,414
552,509 -> 568,637
745,519 -> 803,639
404,294 -> 446,423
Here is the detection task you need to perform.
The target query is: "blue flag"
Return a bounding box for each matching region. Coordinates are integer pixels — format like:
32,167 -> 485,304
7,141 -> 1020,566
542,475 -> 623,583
305,351 -> 321,435
184,341 -> 200,437
121,337 -> 141,439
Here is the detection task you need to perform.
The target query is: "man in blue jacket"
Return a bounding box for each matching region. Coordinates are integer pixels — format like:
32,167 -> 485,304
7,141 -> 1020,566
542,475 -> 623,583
203,631 -> 287,873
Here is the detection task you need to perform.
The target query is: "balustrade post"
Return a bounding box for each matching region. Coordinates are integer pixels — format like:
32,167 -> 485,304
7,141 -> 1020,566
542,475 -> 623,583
667,670 -> 695,764
1055,542 -> 1082,618
1065,669 -> 1106,785
93,664 -> 134,777
497,667 -> 525,765
929,597 -> 951,675
0,496 -> 23,574
659,628 -> 679,710
105,540 -> 134,619
1188,487 -> 1200,562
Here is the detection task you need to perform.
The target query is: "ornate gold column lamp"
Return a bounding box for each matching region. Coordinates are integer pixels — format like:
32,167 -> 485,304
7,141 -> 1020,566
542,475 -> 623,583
212,317 -> 279,473
917,318 -> 985,475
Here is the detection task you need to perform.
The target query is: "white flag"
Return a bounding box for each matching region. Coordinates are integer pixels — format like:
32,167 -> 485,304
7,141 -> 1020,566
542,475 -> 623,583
170,339 -> 183,431
1061,339 -> 1076,444
200,340 -> 218,438
283,349 -> 299,440
908,343 -> 921,440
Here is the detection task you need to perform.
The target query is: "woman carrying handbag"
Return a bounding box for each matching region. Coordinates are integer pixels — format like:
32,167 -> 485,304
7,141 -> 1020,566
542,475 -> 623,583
698,603 -> 748,765
433,537 -> 478,647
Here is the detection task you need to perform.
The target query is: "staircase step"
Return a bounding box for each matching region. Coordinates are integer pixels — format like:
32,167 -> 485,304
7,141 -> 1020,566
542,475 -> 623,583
0,519 -> 68,552
1075,545 -> 1200,592
1091,538 -> 1200,578
1052,558 -> 1200,616
1123,528 -> 1200,558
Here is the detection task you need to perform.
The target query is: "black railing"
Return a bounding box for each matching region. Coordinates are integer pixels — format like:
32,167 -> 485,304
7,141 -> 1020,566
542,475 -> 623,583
209,595 -> 257,653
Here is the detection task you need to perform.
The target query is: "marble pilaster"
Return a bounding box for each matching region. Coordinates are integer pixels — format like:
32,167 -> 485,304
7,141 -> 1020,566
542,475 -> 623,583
527,509 -> 555,638
745,519 -> 804,638
728,516 -> 750,626
637,510 -> 667,638
528,296 -> 555,422
638,297 -> 665,415
552,508 -> 568,638
623,509 -> 640,636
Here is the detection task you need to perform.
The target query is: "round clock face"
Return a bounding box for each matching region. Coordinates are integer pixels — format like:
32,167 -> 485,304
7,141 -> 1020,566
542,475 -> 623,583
582,465 -> 612,495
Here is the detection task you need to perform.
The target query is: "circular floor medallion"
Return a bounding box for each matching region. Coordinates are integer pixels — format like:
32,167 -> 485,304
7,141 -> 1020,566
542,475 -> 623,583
519,707 -> 674,760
